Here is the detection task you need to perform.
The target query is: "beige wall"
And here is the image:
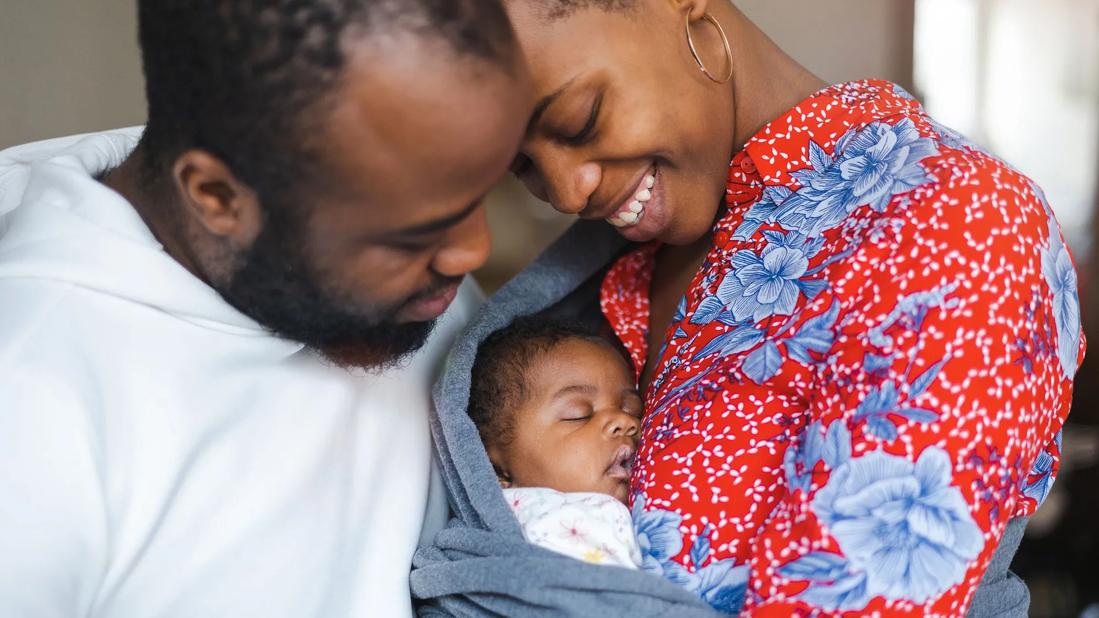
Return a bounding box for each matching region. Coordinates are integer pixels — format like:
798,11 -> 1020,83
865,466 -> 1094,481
739,0 -> 915,91
0,0 -> 146,149
0,0 -> 915,287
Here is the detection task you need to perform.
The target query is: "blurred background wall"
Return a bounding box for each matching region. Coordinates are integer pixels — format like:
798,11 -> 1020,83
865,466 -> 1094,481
1,1 -> 1095,615
0,0 -> 145,147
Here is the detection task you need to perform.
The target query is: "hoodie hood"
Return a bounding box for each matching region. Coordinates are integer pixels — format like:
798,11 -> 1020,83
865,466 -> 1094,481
0,128 -> 292,341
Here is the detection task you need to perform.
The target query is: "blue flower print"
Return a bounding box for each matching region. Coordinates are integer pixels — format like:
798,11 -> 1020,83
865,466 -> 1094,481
925,116 -> 995,159
1022,429 -> 1061,507
810,447 -> 983,605
633,495 -> 748,614
716,244 -> 808,323
739,119 -> 939,239
1022,449 -> 1056,506
823,118 -> 940,213
632,494 -> 684,578
892,84 -> 917,101
1035,183 -> 1081,380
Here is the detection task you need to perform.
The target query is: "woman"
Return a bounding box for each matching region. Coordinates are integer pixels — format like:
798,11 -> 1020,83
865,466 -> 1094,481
499,0 -> 1084,615
412,1 -> 1083,616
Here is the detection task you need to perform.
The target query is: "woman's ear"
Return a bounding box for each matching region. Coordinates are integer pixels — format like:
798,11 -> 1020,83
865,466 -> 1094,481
668,0 -> 710,21
171,149 -> 263,249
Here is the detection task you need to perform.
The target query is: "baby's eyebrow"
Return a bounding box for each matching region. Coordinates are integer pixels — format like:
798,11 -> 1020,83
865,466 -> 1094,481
550,384 -> 597,400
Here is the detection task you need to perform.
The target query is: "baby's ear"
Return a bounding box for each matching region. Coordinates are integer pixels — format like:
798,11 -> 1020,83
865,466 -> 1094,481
487,449 -> 512,488
492,463 -> 513,489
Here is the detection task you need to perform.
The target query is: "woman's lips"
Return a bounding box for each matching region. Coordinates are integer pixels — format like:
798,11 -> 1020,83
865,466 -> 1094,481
606,166 -> 657,228
605,444 -> 636,481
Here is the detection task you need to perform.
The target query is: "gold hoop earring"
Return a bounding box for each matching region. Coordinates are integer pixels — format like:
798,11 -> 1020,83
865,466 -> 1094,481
685,12 -> 733,84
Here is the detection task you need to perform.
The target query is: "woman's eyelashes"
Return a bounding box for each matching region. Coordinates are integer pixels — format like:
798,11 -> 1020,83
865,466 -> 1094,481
563,93 -> 602,146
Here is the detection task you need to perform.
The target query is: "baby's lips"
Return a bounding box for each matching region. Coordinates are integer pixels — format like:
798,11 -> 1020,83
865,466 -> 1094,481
605,444 -> 636,480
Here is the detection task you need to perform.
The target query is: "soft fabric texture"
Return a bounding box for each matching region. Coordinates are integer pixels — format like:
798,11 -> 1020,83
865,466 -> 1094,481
0,128 -> 479,618
503,487 -> 641,569
411,219 -> 721,617
413,217 -> 1036,617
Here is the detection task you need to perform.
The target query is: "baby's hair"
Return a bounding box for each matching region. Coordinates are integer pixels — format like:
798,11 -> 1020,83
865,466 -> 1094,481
468,315 -> 621,452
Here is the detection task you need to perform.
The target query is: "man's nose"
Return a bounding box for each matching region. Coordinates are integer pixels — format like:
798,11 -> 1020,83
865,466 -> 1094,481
432,206 -> 490,278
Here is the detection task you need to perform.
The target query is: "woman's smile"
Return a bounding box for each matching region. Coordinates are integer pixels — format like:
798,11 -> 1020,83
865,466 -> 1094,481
605,164 -> 656,227
610,164 -> 670,242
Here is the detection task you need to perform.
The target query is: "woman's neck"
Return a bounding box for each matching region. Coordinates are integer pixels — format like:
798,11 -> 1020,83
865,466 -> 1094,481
715,2 -> 829,151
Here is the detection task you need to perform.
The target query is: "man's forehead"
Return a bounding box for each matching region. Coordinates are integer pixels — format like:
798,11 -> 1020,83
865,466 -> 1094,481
307,35 -> 532,223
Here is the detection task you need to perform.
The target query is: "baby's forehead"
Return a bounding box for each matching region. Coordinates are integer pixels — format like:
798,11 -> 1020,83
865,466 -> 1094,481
522,336 -> 635,390
529,335 -> 628,368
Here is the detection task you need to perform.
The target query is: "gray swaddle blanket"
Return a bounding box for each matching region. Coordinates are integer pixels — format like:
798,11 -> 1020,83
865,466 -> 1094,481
410,220 -> 720,617
410,220 -> 1030,617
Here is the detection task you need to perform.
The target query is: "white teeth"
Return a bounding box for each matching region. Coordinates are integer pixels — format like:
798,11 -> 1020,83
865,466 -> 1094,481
607,169 -> 656,229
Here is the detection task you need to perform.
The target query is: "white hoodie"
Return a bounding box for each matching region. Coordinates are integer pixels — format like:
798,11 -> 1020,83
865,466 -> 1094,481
0,128 -> 479,618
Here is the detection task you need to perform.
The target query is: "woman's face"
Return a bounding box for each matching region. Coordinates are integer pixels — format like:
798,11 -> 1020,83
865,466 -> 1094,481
506,0 -> 736,245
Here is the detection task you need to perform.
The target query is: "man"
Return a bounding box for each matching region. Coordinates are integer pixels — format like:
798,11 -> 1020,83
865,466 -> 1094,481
0,1 -> 531,616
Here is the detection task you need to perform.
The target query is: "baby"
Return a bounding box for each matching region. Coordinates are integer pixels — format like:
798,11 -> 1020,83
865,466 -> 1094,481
468,317 -> 643,569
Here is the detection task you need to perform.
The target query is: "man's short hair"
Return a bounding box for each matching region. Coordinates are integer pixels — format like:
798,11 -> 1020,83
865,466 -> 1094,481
136,0 -> 516,197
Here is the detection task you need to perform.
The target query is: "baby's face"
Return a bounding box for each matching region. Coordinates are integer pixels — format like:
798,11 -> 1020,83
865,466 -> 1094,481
490,338 -> 642,504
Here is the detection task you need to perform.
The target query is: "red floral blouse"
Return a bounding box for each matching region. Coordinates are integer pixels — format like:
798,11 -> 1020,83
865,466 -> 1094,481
602,81 -> 1084,616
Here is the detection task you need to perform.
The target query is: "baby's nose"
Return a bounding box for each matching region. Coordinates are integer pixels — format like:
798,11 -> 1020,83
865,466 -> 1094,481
606,412 -> 640,437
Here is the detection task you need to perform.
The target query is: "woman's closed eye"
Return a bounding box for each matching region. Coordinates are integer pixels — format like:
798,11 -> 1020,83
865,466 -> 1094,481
563,93 -> 602,146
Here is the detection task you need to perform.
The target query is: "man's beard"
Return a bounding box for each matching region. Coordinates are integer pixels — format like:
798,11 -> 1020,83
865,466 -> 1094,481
213,207 -> 445,370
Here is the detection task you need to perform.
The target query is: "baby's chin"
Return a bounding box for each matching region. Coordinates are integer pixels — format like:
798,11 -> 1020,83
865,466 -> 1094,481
608,479 -> 630,505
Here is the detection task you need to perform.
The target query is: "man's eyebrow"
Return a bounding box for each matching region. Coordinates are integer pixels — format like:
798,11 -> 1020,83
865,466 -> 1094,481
391,199 -> 482,237
527,76 -> 578,136
551,383 -> 597,400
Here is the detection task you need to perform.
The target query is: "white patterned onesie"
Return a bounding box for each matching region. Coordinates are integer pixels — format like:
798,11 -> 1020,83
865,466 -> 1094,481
502,487 -> 642,569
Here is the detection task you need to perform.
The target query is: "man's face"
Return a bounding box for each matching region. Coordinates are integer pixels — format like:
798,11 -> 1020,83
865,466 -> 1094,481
218,36 -> 533,368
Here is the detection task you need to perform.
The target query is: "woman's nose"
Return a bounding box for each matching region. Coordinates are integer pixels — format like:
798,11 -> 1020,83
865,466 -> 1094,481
541,157 -> 602,216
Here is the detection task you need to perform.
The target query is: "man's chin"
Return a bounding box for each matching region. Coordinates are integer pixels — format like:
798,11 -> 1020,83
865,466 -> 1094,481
312,319 -> 437,370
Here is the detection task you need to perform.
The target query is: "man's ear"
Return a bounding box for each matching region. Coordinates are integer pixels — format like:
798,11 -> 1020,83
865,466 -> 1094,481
171,149 -> 264,248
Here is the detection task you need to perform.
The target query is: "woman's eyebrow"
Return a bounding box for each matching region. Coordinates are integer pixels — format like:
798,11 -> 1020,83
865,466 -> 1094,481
527,76 -> 579,136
